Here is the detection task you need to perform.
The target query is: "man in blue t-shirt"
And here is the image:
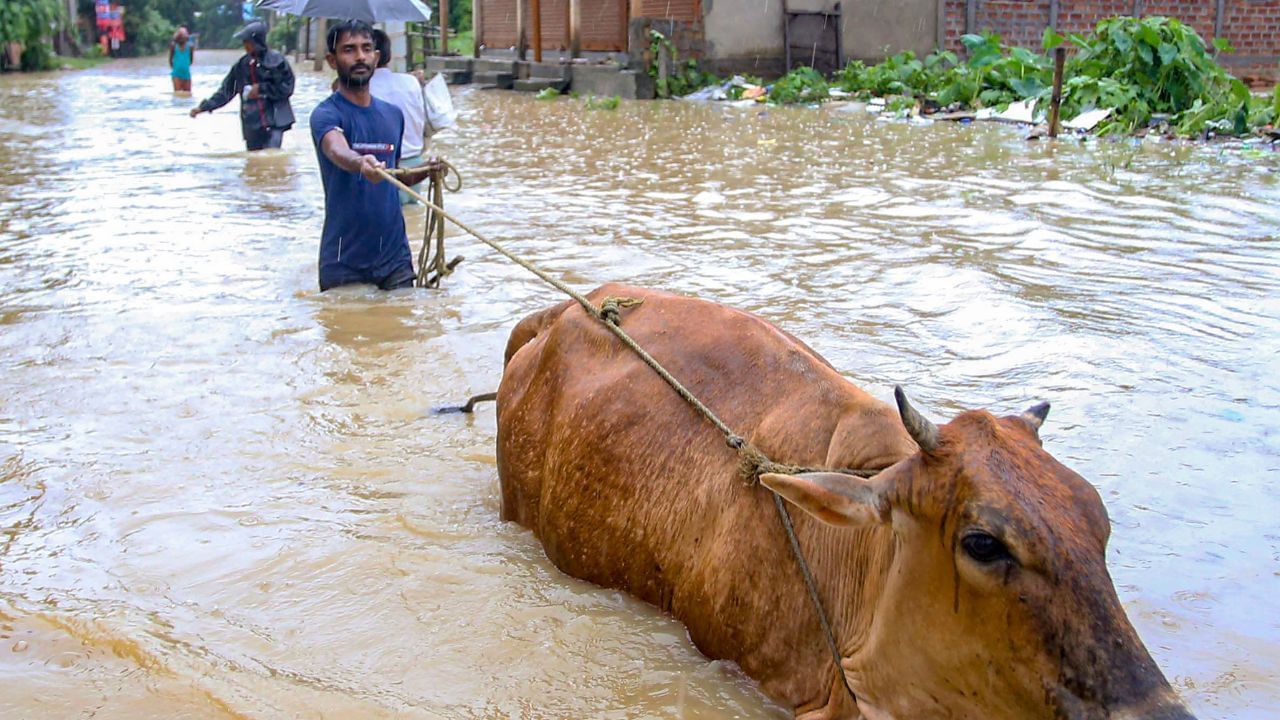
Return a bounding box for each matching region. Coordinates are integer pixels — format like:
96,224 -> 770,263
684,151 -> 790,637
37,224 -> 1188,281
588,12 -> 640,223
309,19 -> 436,291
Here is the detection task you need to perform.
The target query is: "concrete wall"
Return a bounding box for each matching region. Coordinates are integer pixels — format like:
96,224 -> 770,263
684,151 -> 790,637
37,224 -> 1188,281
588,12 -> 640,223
841,0 -> 940,61
702,0 -> 784,70
701,0 -> 941,76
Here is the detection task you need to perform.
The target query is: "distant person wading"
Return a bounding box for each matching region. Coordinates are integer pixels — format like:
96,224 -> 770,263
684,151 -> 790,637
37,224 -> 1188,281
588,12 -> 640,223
189,21 -> 296,151
169,26 -> 194,94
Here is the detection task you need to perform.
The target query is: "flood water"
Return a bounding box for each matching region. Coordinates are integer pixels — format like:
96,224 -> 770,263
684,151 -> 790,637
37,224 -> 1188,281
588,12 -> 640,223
1,51 -> 1278,719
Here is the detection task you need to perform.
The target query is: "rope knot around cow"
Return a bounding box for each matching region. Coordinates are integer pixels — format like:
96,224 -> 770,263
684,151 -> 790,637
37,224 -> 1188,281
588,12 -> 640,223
734,440 -> 881,486
597,296 -> 644,325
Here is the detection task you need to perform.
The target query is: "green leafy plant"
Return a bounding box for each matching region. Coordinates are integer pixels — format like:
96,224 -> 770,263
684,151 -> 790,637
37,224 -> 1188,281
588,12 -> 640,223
768,66 -> 829,104
124,5 -> 174,56
584,95 -> 621,110
266,15 -> 301,53
535,87 -> 560,100
0,0 -> 62,69
834,50 -> 945,99
1050,16 -> 1267,136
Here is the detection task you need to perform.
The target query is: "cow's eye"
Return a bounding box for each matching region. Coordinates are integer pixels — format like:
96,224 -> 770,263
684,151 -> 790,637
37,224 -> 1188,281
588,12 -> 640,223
961,532 -> 1012,564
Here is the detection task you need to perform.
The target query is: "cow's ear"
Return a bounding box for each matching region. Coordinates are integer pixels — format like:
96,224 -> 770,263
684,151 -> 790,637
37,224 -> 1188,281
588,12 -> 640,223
760,472 -> 889,527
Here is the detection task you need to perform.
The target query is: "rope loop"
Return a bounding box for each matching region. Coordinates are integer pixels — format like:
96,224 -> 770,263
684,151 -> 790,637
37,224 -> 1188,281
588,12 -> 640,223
439,159 -> 463,193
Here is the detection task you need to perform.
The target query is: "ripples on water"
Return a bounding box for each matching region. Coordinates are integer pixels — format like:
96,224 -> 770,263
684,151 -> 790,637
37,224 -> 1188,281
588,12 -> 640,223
0,52 -> 1277,718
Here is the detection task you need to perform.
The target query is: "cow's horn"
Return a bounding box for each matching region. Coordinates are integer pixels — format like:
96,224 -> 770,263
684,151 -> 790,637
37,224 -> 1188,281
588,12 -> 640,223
894,386 -> 939,452
1021,401 -> 1050,432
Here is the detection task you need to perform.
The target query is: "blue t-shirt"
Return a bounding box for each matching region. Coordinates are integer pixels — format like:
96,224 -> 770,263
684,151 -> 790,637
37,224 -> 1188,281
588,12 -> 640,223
309,92 -> 410,287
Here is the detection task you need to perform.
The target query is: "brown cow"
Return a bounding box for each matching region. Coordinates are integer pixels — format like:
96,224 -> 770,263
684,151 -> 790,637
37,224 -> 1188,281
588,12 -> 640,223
496,283 -> 1194,720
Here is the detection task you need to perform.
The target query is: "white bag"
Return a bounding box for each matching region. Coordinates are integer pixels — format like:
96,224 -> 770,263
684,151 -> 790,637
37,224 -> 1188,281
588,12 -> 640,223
423,73 -> 457,134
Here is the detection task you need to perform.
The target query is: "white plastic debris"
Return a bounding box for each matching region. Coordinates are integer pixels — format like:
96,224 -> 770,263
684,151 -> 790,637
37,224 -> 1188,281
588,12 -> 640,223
990,99 -> 1037,124
1063,108 -> 1112,131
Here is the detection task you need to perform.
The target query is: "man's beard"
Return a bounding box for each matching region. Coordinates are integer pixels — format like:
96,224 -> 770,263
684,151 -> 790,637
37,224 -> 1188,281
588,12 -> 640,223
338,65 -> 372,88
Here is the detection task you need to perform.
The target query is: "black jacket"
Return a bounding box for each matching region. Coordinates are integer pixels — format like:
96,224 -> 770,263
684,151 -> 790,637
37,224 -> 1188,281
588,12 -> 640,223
199,49 -> 296,134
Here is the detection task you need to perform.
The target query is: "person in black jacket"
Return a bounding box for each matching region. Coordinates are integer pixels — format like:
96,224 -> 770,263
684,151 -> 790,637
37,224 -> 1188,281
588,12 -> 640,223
189,21 -> 296,151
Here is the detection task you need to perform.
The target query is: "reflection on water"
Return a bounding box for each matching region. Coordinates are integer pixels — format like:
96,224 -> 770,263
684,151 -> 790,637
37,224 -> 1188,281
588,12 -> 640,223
1,51 -> 1278,719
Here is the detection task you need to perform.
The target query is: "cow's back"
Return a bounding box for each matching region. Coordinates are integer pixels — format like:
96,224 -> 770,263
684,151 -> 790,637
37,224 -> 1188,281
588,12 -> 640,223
495,283 -> 914,711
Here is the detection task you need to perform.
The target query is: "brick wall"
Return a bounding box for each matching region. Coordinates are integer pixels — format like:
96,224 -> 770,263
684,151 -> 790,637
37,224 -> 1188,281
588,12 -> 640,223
945,0 -> 1279,85
977,0 -> 1052,49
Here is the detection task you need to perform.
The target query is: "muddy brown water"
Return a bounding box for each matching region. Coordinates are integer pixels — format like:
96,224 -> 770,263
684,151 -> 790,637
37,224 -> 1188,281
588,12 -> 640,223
1,51 -> 1277,719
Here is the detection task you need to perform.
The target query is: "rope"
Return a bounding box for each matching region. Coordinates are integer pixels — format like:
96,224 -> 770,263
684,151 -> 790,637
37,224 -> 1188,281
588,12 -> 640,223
373,165 -> 863,707
773,492 -> 861,707
397,160 -> 463,288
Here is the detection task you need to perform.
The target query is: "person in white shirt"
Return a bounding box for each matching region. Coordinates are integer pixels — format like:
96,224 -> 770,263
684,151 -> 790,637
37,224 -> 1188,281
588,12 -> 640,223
369,29 -> 433,205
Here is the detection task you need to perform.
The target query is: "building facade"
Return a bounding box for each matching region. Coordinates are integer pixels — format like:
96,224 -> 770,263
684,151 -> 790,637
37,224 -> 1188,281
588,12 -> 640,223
473,0 -> 1279,84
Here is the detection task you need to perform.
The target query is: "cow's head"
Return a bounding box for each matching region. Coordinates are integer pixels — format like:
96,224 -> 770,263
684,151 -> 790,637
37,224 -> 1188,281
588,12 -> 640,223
762,387 -> 1193,720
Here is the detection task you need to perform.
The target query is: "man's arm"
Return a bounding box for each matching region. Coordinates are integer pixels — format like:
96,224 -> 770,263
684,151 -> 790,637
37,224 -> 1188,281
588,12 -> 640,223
320,128 -> 387,183
191,60 -> 242,117
168,43 -> 174,68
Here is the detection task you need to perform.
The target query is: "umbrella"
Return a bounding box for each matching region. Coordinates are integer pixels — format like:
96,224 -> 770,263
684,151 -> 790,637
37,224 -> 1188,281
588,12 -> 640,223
257,0 -> 432,22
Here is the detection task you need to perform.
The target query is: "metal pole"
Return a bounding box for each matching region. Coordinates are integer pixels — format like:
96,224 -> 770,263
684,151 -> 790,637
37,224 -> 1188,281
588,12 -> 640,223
440,0 -> 450,55
1048,46 -> 1065,138
965,0 -> 976,36
1214,0 -> 1226,40
531,0 -> 542,63
1049,0 -> 1058,29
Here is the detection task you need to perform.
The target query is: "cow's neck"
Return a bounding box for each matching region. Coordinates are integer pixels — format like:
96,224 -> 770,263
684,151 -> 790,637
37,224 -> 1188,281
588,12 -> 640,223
791,511 -> 899,671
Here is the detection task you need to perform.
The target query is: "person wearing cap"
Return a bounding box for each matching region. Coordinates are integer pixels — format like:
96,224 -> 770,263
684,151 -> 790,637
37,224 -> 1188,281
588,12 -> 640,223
308,19 -> 437,292
189,20 -> 296,151
368,28 -> 433,205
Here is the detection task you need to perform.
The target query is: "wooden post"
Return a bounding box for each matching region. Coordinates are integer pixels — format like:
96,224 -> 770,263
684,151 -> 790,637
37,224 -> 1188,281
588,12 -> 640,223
569,0 -> 580,58
473,0 -> 482,58
656,40 -> 671,97
517,0 -> 527,60
440,0 -> 450,55
1048,46 -> 1065,138
531,0 -> 542,63
313,17 -> 327,71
